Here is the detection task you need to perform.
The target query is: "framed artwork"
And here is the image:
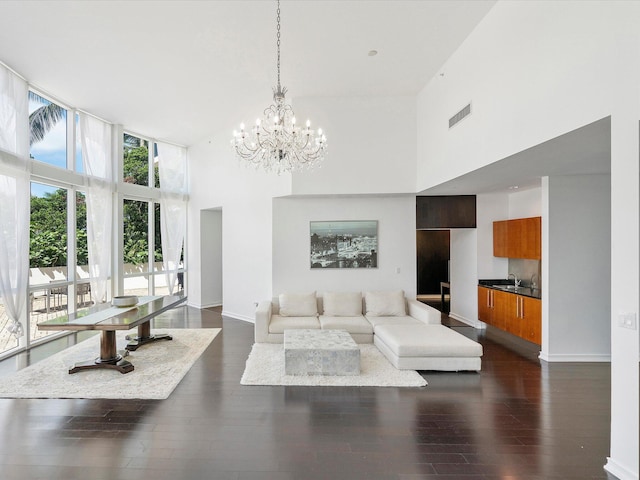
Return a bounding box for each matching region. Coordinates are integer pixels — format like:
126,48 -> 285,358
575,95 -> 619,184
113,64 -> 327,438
310,220 -> 378,269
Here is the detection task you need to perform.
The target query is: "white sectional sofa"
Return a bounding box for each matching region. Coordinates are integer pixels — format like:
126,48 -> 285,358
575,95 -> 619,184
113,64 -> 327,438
254,290 -> 483,371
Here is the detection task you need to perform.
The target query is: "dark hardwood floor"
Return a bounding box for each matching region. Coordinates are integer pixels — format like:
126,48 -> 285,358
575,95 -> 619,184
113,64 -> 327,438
0,306 -> 613,480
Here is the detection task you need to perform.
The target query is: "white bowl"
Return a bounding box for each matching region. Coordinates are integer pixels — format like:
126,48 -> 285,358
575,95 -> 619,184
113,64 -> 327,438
111,295 -> 138,308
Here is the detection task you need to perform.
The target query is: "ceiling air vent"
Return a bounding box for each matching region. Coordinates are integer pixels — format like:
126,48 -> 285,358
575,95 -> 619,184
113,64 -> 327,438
449,103 -> 471,129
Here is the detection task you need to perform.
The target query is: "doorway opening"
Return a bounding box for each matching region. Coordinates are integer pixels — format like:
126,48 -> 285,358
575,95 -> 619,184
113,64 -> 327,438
200,208 -> 222,307
416,230 -> 450,312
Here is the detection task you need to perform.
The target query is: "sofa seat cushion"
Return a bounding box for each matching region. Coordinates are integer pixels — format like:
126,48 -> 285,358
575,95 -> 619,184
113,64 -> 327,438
365,315 -> 423,328
375,324 -> 483,358
269,315 -> 320,334
319,315 -> 374,335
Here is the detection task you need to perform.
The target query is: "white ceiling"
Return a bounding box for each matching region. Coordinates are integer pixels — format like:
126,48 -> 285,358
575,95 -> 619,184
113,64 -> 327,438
0,0 -> 496,147
2,0 -> 609,196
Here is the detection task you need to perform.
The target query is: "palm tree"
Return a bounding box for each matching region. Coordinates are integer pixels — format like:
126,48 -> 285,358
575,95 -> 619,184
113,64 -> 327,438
29,92 -> 145,152
28,91 -> 66,146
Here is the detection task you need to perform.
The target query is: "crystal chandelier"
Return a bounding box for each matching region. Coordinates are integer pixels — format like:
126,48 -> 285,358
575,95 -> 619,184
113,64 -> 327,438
232,0 -> 327,174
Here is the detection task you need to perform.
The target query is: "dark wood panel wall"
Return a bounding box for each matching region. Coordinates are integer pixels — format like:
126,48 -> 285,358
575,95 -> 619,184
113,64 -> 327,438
416,195 -> 477,229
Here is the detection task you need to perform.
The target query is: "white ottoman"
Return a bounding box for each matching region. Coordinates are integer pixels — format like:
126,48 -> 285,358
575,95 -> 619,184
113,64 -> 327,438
284,329 -> 360,376
374,324 -> 482,371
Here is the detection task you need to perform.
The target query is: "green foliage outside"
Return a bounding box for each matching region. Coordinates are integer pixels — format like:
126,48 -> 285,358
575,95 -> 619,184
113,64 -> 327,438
123,144 -> 162,265
29,190 -> 87,268
29,144 -> 162,268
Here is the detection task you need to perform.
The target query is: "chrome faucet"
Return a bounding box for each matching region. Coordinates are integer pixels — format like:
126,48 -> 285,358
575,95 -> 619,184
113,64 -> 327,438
508,273 -> 521,287
531,273 -> 538,289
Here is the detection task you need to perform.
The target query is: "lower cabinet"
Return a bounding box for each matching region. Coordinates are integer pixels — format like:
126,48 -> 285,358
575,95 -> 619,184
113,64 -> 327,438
477,287 -> 494,324
519,296 -> 542,344
478,287 -> 541,345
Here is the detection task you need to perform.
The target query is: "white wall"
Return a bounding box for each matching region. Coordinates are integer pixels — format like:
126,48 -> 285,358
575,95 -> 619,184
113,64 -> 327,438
508,187 -> 542,219
476,193 -> 508,280
291,96 -> 417,195
187,136 -> 290,320
449,229 -> 479,327
416,2 -> 620,192
272,195 -> 416,297
415,3 -> 638,476
188,95 -> 418,318
542,174 -> 611,361
199,209 -> 222,307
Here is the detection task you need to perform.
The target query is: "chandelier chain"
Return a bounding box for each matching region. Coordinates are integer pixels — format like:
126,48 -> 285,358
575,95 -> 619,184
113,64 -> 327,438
276,0 -> 281,90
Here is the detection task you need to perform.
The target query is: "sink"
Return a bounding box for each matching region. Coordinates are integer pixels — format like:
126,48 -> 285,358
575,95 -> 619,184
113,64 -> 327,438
492,284 -> 519,290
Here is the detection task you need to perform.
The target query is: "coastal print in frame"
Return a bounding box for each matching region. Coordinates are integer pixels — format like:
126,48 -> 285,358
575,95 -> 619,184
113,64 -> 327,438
310,220 -> 378,269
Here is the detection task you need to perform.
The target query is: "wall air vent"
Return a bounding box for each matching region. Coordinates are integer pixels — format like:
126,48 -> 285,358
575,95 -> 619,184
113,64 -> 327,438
448,103 -> 471,129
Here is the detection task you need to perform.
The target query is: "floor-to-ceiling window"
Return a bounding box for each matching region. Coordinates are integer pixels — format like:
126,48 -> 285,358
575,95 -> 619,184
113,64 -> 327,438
0,84 -> 187,359
28,182 -> 69,343
120,133 -> 183,297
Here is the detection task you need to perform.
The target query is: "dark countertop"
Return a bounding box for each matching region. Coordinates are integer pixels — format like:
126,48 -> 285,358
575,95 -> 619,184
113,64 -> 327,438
478,279 -> 542,299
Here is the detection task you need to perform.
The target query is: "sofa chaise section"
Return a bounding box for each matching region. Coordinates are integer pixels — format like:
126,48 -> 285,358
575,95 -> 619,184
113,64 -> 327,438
374,324 -> 483,371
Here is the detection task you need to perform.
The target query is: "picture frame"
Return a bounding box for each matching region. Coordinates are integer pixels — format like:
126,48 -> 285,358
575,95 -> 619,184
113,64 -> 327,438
310,220 -> 378,269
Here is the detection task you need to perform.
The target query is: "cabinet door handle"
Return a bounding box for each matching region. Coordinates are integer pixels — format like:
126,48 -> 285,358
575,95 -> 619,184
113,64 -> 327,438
515,297 -> 524,319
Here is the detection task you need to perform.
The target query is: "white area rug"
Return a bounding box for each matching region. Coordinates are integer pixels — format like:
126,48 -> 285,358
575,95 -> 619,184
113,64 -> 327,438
241,343 -> 427,387
0,328 -> 220,400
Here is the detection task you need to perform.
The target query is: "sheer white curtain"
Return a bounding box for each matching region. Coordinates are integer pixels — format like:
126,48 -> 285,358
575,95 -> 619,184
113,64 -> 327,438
157,142 -> 187,294
79,113 -> 112,304
0,65 -> 29,338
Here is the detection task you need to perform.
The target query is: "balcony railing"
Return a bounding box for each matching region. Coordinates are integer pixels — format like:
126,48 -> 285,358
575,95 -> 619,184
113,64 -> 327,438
0,264 -> 184,357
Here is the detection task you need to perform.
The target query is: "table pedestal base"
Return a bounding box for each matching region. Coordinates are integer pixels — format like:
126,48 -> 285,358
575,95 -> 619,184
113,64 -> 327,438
125,322 -> 172,351
68,331 -> 134,374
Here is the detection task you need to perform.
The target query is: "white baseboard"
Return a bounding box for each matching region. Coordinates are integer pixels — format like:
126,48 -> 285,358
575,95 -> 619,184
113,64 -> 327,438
222,310 -> 254,324
186,300 -> 222,309
448,312 -> 485,329
202,302 -> 222,309
186,303 -> 253,323
539,352 -> 611,363
605,457 -> 638,480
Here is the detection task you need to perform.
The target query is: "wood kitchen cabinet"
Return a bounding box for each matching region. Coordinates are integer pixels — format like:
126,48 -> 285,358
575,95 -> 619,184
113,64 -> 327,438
492,221 -> 509,257
478,286 -> 494,325
492,290 -> 511,331
478,287 -> 510,331
478,287 -> 541,345
493,216 -> 541,259
519,295 -> 542,344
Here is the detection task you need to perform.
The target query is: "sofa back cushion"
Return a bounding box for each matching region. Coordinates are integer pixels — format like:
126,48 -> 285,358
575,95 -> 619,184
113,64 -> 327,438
322,291 -> 363,316
364,290 -> 406,317
278,292 -> 318,317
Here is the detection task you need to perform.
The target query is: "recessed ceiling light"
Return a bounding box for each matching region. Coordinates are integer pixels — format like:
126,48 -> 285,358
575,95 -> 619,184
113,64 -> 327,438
368,50 -> 378,57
